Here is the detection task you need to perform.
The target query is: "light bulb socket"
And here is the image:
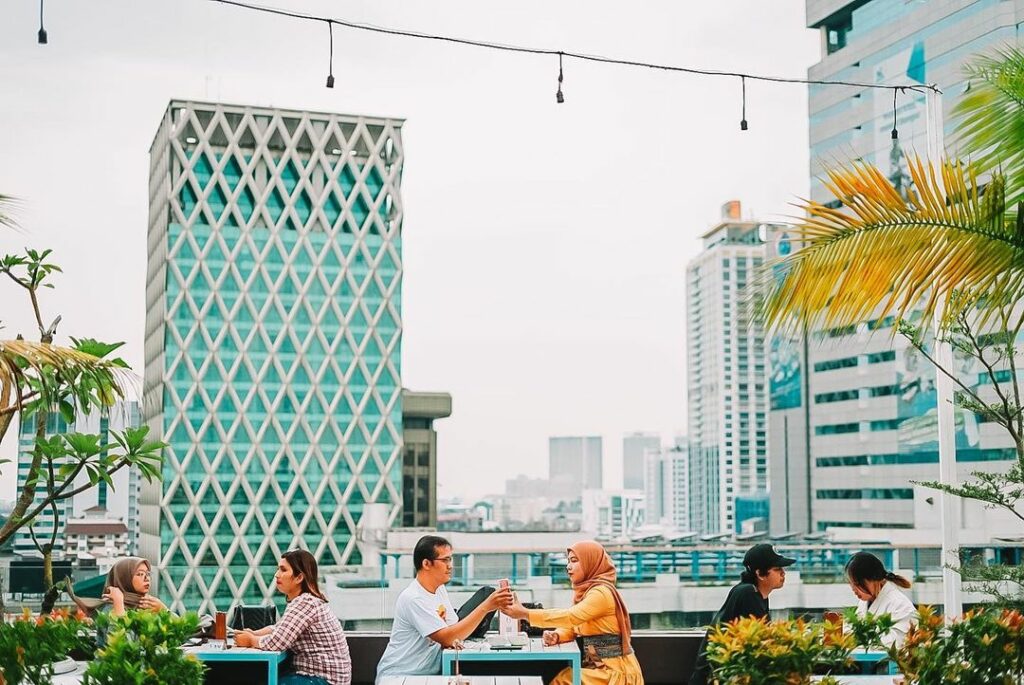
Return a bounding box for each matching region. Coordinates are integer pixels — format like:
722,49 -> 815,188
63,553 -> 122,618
891,128 -> 898,140
556,89 -> 564,104
740,119 -> 748,131
38,28 -> 48,44
326,74 -> 335,89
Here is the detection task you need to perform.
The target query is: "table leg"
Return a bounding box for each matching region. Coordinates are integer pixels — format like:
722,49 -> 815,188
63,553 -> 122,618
441,653 -> 453,676
268,658 -> 278,685
572,655 -> 581,685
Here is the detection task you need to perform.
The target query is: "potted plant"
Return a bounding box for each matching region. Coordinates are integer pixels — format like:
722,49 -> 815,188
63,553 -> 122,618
892,605 -> 1024,684
0,608 -> 93,685
706,616 -> 854,685
83,610 -> 205,685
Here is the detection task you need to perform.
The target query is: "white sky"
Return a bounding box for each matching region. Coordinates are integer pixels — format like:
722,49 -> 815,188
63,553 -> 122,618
0,0 -> 819,502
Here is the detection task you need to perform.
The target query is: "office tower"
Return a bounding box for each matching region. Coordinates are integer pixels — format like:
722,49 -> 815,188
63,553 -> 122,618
142,101 -> 404,611
549,436 -> 603,497
623,432 -> 660,490
686,201 -> 779,534
770,2 -> 1023,534
644,438 -> 690,531
15,402 -> 141,557
582,490 -> 645,540
401,390 -> 452,528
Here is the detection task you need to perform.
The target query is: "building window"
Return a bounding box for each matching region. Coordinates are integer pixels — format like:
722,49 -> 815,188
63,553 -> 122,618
815,422 -> 859,435
816,488 -> 913,500
814,356 -> 858,372
825,16 -> 852,54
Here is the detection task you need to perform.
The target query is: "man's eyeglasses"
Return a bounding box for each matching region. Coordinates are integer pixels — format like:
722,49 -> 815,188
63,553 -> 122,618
432,556 -> 454,566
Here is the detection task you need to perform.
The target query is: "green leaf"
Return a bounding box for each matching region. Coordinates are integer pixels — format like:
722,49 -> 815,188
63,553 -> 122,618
58,399 -> 76,425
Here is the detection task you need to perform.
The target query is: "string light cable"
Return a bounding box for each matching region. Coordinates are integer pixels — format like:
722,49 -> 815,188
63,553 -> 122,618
209,0 -> 941,107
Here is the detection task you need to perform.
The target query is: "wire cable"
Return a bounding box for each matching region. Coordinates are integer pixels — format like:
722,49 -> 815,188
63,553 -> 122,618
209,0 -> 941,96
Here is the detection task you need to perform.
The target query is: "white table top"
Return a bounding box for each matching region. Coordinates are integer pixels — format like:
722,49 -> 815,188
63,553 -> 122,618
447,637 -> 580,654
380,678 -> 544,685
51,661 -> 88,685
811,677 -> 903,684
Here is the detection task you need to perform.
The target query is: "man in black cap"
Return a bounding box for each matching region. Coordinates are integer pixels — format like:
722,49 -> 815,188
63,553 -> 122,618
688,543 -> 796,685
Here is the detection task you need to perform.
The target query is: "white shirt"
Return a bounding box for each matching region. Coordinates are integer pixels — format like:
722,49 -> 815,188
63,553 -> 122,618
376,579 -> 458,681
856,580 -> 916,648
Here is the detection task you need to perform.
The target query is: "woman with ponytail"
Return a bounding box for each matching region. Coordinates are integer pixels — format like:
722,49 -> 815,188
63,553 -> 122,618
689,544 -> 796,685
844,551 -> 916,648
501,540 -> 644,685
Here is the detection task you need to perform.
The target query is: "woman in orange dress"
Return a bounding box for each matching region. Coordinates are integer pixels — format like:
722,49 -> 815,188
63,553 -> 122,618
502,540 -> 644,685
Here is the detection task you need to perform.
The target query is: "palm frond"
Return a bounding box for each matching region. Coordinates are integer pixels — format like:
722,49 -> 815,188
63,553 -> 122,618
761,158 -> 1024,335
0,194 -> 20,231
953,46 -> 1024,206
0,339 -> 137,414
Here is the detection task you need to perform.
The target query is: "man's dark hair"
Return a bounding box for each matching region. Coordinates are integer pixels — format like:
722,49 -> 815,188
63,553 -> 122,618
414,535 -> 451,571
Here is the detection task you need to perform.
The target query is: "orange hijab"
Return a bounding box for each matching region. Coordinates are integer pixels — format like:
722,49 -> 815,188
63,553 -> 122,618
569,540 -> 632,654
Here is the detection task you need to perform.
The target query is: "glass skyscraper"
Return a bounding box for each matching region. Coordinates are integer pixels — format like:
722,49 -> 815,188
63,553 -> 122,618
767,2 -> 1022,536
141,101 -> 405,612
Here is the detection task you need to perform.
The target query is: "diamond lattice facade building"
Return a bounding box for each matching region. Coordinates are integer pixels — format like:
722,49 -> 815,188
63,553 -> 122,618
141,100 -> 405,612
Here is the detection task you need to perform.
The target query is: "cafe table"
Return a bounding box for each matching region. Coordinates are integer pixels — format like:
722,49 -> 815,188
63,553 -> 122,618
380,677 -> 544,685
442,637 -> 581,685
184,639 -> 289,684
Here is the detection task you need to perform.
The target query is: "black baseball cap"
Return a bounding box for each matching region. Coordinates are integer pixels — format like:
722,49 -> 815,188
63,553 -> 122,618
743,544 -> 796,572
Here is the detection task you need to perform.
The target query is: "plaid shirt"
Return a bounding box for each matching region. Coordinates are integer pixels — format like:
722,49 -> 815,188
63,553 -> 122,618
260,593 -> 351,685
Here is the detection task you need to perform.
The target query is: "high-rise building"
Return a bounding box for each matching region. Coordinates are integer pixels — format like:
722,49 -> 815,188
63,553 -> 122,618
401,390 -> 452,528
622,432 -> 660,490
686,201 -> 779,534
142,101 -> 405,612
582,490 -> 645,540
548,436 -> 602,496
768,2 -> 1024,535
644,437 -> 690,532
15,402 -> 141,558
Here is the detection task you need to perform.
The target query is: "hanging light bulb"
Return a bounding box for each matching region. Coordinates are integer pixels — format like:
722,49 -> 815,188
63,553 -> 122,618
326,22 -> 335,88
740,76 -> 748,131
37,0 -> 47,44
891,88 -> 899,140
556,52 -> 564,104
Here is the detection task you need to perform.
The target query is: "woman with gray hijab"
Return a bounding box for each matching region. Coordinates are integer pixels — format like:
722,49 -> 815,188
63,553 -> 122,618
71,556 -> 167,616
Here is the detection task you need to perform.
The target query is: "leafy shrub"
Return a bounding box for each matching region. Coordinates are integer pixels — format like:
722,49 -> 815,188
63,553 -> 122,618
0,608 -> 93,685
82,610 -> 205,685
706,616 -> 853,685
893,605 -> 1024,685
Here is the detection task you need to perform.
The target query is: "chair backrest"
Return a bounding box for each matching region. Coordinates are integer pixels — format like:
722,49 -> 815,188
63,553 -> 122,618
230,604 -> 278,631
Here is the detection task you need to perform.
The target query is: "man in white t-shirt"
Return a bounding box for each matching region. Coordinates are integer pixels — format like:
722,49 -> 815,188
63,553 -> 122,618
376,535 -> 512,680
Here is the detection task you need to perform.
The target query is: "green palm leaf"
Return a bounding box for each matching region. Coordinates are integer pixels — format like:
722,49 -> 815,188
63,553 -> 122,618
954,46 -> 1024,207
0,194 -> 19,230
0,339 -> 137,445
761,157 -> 1024,334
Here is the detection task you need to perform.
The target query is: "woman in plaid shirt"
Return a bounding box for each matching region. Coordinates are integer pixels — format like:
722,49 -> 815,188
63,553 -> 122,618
236,549 -> 352,685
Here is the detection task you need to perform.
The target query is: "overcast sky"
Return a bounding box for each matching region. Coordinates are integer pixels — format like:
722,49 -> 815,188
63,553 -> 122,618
0,0 -> 819,502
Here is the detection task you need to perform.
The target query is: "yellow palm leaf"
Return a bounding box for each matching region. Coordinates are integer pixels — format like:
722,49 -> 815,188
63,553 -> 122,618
0,339 -> 137,413
761,157 -> 1024,334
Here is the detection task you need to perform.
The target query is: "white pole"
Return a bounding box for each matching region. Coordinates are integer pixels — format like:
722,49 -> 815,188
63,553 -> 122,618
925,87 -> 963,620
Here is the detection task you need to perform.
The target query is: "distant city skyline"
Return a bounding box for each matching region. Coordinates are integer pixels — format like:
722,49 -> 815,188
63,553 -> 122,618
0,0 -> 818,503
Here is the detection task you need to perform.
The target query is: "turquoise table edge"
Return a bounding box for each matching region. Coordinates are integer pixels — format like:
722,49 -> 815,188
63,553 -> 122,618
849,651 -> 899,675
188,646 -> 288,685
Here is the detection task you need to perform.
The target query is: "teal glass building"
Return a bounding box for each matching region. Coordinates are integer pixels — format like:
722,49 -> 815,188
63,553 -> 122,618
142,101 -> 405,612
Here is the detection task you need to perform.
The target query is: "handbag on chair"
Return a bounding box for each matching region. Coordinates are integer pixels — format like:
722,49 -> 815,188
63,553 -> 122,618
229,604 -> 278,631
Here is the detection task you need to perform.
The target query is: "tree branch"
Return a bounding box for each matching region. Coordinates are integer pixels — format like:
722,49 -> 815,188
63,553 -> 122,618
0,409 -> 48,547
906,333 -> 989,411
959,308 -> 1015,425
16,455 -> 133,527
